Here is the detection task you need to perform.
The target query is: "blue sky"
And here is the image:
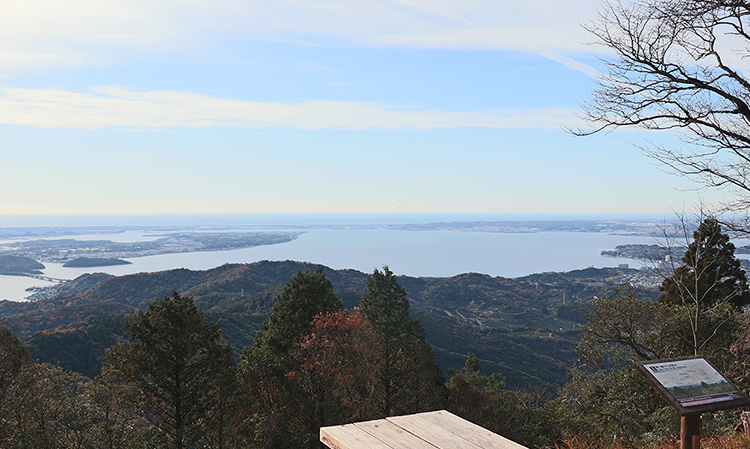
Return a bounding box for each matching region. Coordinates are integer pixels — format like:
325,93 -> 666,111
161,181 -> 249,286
0,0 -> 703,216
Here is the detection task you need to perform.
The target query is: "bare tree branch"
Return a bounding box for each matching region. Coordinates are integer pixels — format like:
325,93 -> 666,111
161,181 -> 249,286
577,0 -> 750,216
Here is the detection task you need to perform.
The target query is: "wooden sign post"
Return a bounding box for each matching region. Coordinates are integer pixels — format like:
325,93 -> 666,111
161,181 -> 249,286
635,356 -> 750,449
681,414 -> 700,449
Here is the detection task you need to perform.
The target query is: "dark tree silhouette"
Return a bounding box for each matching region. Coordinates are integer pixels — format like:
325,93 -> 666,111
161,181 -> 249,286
0,326 -> 34,443
660,218 -> 750,310
105,292 -> 236,449
657,217 -> 749,358
359,266 -> 445,417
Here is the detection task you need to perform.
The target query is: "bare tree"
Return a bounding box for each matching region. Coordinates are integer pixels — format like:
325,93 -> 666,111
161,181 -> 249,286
576,0 -> 750,217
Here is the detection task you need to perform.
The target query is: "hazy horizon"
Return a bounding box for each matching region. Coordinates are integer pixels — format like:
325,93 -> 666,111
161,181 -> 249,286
0,212 -> 681,228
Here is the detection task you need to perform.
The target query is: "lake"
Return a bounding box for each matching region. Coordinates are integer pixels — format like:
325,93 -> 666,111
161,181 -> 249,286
0,227 -> 655,301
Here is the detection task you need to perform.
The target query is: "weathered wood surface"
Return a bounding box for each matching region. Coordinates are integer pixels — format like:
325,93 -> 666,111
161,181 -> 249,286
320,410 -> 529,449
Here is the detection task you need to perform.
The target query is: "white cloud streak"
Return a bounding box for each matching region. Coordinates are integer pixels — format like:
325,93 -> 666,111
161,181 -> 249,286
0,0 -> 600,71
76,151 -> 188,156
0,86 -> 579,130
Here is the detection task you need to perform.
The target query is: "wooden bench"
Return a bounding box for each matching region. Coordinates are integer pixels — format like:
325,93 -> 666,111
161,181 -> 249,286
320,410 -> 530,449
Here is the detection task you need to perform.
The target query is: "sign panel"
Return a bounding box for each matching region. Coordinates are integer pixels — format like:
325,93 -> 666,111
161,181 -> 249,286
635,356 -> 750,415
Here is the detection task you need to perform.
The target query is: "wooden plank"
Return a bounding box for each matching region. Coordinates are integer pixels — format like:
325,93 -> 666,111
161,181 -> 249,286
414,410 -> 529,449
354,419 -> 438,449
386,414 -> 484,449
321,424 -> 394,449
320,410 -> 531,449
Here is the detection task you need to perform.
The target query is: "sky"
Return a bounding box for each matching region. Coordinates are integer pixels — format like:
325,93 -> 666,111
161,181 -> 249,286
0,0 -> 706,218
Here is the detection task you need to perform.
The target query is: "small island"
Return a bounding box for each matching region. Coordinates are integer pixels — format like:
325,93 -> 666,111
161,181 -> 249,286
63,257 -> 132,268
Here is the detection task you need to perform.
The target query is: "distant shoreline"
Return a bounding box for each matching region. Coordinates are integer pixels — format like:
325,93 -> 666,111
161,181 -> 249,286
0,213 -> 678,229
0,218 -> 674,241
63,257 -> 132,268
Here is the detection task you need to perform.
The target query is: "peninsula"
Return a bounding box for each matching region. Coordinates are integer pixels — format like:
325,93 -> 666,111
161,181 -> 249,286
0,231 -> 301,263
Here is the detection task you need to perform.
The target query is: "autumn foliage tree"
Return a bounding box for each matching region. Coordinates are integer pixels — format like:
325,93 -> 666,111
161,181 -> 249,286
286,309 -> 380,441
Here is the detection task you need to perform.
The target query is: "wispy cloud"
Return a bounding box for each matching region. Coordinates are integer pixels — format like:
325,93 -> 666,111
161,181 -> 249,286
0,86 -> 580,130
76,151 -> 189,157
0,0 -> 600,71
537,51 -> 602,79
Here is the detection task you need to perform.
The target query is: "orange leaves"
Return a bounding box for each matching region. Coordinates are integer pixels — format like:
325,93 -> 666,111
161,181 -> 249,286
290,309 -> 379,384
285,308 -> 381,421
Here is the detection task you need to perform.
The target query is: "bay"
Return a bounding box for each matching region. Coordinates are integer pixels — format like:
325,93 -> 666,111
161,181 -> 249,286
1,228 -> 654,301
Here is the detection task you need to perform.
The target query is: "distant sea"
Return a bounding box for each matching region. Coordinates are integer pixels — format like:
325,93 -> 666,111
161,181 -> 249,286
0,212 -> 675,227
0,213 -> 675,302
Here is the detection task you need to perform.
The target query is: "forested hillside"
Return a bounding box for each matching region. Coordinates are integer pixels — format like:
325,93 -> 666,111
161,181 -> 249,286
0,260 -> 654,388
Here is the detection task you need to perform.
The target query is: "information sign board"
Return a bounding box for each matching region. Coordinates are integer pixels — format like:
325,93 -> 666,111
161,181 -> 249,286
634,356 -> 750,415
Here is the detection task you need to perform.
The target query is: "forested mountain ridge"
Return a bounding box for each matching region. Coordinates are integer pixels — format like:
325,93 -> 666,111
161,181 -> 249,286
1,260 -> 656,389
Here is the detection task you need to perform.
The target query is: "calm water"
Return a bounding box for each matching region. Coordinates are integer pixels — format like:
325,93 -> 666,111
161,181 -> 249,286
0,228 -> 654,301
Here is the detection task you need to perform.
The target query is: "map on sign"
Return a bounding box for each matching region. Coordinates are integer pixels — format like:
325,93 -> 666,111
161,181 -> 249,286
635,356 -> 750,415
644,359 -> 735,407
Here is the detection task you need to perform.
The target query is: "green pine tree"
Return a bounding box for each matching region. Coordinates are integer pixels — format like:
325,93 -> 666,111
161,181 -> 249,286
252,268 -> 344,355
104,291 -> 236,449
660,218 -> 750,310
659,218 -> 749,358
359,266 -> 445,417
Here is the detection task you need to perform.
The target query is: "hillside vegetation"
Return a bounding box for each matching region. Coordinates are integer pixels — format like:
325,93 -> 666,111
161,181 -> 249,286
1,260 -> 654,389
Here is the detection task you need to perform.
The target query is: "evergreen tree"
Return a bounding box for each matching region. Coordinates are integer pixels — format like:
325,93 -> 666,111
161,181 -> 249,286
446,353 -> 505,423
104,291 -> 236,449
446,354 -> 551,448
359,266 -> 445,417
659,218 -> 748,358
252,268 -> 343,355
660,217 -> 750,310
240,269 -> 344,448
